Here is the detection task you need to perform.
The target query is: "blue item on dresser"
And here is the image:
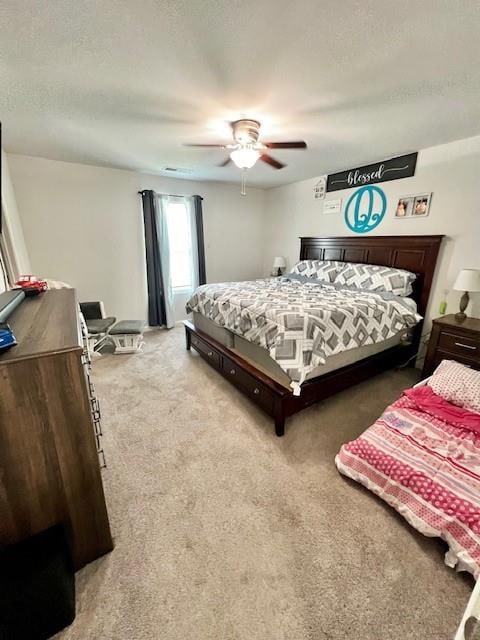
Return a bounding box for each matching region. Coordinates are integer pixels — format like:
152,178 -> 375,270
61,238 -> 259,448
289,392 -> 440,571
0,323 -> 17,351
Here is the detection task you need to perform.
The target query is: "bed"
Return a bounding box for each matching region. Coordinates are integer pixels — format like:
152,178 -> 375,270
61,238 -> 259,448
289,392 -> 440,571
336,360 -> 480,578
184,235 -> 443,436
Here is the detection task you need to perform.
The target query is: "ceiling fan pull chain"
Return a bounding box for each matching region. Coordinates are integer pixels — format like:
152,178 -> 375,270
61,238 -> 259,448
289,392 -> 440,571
241,168 -> 247,196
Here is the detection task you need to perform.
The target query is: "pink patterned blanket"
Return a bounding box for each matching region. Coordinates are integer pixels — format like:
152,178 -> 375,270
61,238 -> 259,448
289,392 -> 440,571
336,386 -> 480,577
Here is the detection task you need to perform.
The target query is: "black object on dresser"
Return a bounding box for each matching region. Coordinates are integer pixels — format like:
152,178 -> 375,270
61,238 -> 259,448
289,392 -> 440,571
422,314 -> 480,377
0,289 -> 25,322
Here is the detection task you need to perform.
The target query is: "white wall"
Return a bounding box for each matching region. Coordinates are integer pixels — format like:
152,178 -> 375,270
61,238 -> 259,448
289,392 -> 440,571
7,155 -> 266,320
7,135 -> 480,326
263,135 -> 480,325
1,149 -> 31,278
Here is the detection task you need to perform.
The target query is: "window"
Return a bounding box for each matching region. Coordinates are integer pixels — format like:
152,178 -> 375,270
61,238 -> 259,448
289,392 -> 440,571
165,199 -> 196,292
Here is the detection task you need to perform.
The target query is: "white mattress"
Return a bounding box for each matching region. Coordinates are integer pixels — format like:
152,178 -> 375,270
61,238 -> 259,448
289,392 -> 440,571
192,312 -> 410,389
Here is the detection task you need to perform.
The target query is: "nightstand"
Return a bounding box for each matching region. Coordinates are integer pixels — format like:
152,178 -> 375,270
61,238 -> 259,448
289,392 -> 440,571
422,314 -> 480,377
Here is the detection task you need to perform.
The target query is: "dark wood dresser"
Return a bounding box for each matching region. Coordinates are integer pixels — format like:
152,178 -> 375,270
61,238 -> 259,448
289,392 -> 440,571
0,289 -> 113,570
422,314 -> 480,377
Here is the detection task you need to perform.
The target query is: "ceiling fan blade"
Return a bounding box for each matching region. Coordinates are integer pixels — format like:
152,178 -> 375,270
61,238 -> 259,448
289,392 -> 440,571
260,153 -> 286,169
218,157 -> 231,167
263,141 -> 307,149
183,143 -> 228,148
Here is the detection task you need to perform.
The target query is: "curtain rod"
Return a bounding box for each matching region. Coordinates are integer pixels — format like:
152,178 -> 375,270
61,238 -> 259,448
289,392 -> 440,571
138,190 -> 203,200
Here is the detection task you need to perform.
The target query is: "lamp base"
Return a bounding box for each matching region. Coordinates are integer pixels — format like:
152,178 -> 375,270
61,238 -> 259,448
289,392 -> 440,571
276,267 -> 282,277
455,290 -> 470,322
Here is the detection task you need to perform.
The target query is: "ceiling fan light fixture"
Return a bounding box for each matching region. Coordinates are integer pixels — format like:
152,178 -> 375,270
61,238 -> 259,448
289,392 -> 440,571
230,147 -> 260,169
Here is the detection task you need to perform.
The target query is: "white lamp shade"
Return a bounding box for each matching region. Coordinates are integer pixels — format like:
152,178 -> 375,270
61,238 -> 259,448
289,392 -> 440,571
230,148 -> 260,169
453,269 -> 480,292
273,256 -> 286,269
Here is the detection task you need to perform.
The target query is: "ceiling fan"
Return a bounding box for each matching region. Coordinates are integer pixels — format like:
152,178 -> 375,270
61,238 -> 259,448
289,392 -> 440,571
185,118 -> 306,169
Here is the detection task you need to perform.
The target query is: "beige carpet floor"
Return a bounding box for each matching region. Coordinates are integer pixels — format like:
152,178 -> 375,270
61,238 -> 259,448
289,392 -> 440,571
57,327 -> 472,640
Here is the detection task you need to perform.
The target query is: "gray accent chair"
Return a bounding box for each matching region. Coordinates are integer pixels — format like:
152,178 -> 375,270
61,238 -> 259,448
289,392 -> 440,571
79,301 -> 116,352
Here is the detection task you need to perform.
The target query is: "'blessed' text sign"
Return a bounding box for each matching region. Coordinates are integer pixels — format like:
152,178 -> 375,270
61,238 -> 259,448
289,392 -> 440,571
327,153 -> 417,192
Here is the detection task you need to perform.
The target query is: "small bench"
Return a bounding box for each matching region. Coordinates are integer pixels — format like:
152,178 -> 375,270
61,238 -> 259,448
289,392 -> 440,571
108,320 -> 146,354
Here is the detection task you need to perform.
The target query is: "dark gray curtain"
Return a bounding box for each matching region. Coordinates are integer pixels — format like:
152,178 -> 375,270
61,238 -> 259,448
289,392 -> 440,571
140,190 -> 167,326
193,195 -> 206,285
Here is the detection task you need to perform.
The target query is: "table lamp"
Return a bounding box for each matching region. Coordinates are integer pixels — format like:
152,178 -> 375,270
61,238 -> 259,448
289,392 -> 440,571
453,269 -> 480,322
273,256 -> 286,276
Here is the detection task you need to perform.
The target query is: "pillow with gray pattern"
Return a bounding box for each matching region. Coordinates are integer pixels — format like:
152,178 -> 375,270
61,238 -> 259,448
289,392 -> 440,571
291,260 -> 343,283
335,262 -> 416,296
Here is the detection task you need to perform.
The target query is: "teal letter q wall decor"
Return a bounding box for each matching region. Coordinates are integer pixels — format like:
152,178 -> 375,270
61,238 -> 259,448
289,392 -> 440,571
344,185 -> 387,233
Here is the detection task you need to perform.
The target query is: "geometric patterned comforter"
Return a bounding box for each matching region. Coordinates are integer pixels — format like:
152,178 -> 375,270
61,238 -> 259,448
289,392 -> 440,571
186,277 -> 421,394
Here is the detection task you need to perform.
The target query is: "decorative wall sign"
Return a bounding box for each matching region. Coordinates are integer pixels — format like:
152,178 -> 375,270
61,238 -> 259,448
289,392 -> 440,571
327,152 -> 417,192
324,198 -> 342,214
395,193 -> 432,219
313,175 -> 327,199
344,185 -> 387,234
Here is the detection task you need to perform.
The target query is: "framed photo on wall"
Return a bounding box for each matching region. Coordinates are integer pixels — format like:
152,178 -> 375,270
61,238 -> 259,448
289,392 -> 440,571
395,196 -> 414,218
395,193 -> 432,219
412,194 -> 431,217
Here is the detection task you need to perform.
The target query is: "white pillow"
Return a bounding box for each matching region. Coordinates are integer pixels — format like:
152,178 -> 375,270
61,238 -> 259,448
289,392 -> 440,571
335,262 -> 416,297
291,260 -> 342,283
429,360 -> 480,414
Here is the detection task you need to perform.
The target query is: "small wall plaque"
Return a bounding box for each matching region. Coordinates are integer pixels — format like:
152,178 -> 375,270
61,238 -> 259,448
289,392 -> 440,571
323,199 -> 342,214
313,176 -> 327,199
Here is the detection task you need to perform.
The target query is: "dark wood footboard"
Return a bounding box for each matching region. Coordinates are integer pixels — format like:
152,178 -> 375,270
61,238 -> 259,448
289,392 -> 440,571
184,320 -> 417,437
184,321 -> 288,436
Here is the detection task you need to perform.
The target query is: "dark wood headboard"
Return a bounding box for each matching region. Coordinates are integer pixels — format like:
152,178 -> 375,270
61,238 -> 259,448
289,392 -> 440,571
299,235 -> 444,317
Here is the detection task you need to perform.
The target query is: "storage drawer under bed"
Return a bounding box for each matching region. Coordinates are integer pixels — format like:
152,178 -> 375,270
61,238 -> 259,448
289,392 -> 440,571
190,333 -> 221,369
222,354 -> 274,414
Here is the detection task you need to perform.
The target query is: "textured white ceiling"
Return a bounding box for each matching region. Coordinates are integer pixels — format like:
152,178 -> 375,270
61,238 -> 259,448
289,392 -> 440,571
1,0 -> 480,188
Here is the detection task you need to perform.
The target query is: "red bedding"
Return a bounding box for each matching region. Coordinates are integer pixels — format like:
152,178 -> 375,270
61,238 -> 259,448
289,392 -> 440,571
336,385 -> 480,577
